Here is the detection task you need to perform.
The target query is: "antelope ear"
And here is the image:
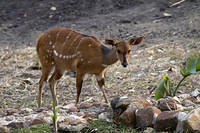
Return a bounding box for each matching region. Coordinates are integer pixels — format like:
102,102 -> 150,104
129,36 -> 144,45
105,39 -> 119,46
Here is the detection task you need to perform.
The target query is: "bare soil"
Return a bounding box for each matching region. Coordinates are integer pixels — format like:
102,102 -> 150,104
0,0 -> 200,109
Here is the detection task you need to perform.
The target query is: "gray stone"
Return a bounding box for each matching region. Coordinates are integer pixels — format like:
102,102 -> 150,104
30,118 -> 46,126
176,112 -> 187,133
156,97 -> 177,111
98,112 -> 112,122
7,121 -> 24,129
190,88 -> 200,97
59,123 -> 87,132
19,108 -> 33,114
182,99 -> 195,107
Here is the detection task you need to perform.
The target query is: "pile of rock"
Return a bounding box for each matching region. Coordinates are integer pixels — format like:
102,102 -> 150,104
0,91 -> 199,133
0,102 -> 112,133
111,96 -> 200,133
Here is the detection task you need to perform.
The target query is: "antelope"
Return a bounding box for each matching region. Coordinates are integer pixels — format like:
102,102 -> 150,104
36,27 -> 143,107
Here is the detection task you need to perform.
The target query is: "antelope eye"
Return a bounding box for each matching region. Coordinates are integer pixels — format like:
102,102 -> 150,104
117,50 -> 121,54
128,50 -> 131,53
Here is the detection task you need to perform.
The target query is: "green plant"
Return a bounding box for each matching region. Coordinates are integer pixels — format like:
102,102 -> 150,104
155,57 -> 200,100
52,103 -> 58,133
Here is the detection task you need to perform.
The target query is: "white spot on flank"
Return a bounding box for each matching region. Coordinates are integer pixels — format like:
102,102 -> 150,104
52,45 -> 55,48
75,38 -> 84,51
56,32 -> 60,37
59,54 -> 62,58
81,58 -> 84,61
88,44 -> 92,47
71,35 -> 79,46
53,50 -> 58,56
52,62 -> 54,65
66,31 -> 73,39
49,41 -> 52,45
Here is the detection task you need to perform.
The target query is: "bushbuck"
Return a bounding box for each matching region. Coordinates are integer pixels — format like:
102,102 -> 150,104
36,27 -> 143,107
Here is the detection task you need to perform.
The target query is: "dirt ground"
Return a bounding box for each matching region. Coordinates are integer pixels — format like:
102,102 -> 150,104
0,0 -> 200,109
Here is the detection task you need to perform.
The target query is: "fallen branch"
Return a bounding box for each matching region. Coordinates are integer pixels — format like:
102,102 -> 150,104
170,0 -> 185,7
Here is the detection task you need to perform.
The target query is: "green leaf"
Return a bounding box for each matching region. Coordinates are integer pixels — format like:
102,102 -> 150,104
186,58 -> 197,74
196,58 -> 200,71
180,66 -> 191,77
166,78 -> 173,96
155,79 -> 165,100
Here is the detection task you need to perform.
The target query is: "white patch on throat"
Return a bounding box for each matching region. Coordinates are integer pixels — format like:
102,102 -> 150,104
102,64 -> 108,67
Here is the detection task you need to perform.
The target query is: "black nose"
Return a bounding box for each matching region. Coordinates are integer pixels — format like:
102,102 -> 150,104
122,62 -> 127,67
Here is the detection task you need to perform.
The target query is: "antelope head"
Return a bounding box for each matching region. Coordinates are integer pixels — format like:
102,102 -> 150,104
105,36 -> 143,67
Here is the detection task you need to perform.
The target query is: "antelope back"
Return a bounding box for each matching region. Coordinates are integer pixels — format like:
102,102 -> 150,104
36,28 -> 103,71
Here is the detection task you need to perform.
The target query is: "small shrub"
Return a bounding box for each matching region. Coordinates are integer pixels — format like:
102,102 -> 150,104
155,57 -> 200,100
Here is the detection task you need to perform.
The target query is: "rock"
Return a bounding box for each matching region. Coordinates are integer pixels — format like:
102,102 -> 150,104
111,96 -> 132,113
68,107 -> 78,112
143,127 -> 154,133
62,103 -> 75,109
7,121 -> 24,129
79,102 -> 93,109
136,106 -> 161,130
111,96 -> 151,121
66,115 -> 87,125
182,99 -> 195,107
84,112 -> 97,120
190,88 -> 200,97
176,112 -> 187,133
155,97 -> 177,111
119,105 -> 137,128
154,111 -> 180,132
30,118 -> 46,126
62,103 -> 78,112
35,106 -> 50,112
98,112 -> 112,122
77,112 -> 85,117
19,108 -> 33,114
178,94 -> 190,100
182,107 -> 200,132
6,108 -> 18,115
0,125 -> 10,133
5,116 -> 15,121
59,123 -> 86,132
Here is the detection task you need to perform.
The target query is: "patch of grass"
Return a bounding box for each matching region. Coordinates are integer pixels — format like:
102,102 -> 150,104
11,124 -> 50,133
82,119 -> 138,133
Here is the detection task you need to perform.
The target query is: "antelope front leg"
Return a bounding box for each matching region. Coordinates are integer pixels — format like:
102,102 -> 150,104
96,73 -> 108,103
48,70 -> 63,107
76,72 -> 85,105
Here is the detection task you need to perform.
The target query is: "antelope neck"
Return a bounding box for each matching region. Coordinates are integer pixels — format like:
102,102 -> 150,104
100,45 -> 118,65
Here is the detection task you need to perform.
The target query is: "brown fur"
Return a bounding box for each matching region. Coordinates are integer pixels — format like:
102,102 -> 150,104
36,27 -> 143,107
